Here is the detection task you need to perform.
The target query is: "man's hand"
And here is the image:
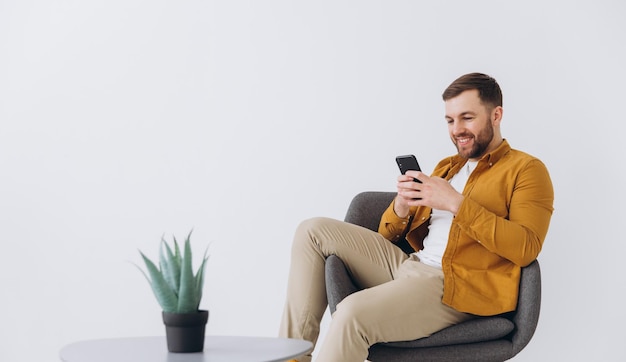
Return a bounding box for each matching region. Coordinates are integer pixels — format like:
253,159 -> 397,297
395,171 -> 465,215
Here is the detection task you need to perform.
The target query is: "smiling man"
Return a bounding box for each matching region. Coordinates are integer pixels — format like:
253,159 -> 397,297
280,73 -> 554,362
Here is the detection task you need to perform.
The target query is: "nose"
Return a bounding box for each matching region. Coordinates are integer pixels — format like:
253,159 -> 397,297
449,119 -> 463,135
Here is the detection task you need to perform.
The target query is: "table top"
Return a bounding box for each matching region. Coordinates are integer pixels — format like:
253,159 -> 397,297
59,335 -> 313,362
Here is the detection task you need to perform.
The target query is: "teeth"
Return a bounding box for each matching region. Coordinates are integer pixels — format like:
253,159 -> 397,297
457,137 -> 471,144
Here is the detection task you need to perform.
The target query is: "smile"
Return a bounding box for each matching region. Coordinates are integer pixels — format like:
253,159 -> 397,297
456,137 -> 472,145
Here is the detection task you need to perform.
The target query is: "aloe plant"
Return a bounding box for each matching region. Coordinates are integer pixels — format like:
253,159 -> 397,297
137,231 -> 209,314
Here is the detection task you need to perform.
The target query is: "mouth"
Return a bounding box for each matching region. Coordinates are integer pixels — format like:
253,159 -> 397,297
455,136 -> 473,146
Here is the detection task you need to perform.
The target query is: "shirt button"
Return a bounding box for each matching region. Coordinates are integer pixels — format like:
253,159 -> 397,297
402,221 -> 406,225
421,217 -> 426,220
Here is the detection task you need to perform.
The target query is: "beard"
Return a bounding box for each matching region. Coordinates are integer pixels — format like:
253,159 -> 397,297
454,121 -> 494,159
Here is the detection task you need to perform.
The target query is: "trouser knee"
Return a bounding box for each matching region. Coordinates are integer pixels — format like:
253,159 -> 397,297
293,217 -> 336,247
290,217 -> 327,256
296,216 -> 328,235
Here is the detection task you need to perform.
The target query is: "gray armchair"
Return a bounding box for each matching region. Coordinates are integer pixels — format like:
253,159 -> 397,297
325,191 -> 542,362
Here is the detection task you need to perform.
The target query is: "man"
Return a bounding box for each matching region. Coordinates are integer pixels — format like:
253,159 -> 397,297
280,73 -> 554,362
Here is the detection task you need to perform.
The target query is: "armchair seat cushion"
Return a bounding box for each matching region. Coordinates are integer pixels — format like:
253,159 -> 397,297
380,316 -> 514,348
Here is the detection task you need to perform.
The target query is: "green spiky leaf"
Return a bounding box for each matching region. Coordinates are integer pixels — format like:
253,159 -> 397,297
194,247 -> 210,309
177,231 -> 197,313
138,252 -> 178,312
160,238 -> 180,297
172,236 -> 182,266
137,230 -> 209,314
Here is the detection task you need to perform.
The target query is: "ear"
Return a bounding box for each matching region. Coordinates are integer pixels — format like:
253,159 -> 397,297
492,106 -> 503,126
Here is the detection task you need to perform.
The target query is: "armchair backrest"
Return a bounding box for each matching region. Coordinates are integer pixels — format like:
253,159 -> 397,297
344,191 -> 414,254
344,191 -> 395,231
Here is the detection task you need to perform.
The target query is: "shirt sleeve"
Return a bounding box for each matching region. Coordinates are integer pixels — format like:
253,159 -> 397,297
454,158 -> 554,266
378,198 -> 414,242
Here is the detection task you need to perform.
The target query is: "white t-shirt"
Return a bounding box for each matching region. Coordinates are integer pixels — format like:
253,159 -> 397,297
416,161 -> 478,269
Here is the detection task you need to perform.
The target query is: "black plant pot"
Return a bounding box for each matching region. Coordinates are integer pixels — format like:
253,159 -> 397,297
162,310 -> 209,353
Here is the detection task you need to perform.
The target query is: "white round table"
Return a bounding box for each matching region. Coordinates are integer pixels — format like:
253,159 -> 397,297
59,335 -> 313,362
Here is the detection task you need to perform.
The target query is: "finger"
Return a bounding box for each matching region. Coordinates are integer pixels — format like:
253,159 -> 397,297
397,174 -> 415,182
398,188 -> 422,200
407,198 -> 424,207
406,170 -> 425,183
398,180 -> 421,192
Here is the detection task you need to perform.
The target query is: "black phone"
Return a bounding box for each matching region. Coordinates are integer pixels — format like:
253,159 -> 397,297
396,154 -> 422,183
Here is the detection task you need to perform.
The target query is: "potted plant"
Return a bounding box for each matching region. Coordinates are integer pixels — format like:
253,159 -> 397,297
136,231 -> 210,353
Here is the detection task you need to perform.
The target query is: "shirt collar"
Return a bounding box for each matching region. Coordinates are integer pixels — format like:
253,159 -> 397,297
449,139 -> 511,171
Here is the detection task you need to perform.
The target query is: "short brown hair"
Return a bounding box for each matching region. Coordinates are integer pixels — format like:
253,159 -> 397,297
442,73 -> 502,108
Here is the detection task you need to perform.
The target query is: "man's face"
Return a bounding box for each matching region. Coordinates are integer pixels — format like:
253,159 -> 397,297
444,89 -> 500,161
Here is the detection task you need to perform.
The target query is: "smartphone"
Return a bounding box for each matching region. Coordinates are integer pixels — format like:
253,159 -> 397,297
396,154 -> 422,183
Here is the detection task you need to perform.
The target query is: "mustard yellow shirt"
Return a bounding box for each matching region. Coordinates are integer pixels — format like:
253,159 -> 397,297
379,140 -> 554,315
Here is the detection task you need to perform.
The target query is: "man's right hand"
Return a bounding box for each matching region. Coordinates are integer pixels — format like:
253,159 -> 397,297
396,170 -> 465,216
394,171 -> 423,218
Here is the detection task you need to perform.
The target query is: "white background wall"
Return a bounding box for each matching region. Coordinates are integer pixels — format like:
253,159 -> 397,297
1,1 -> 625,361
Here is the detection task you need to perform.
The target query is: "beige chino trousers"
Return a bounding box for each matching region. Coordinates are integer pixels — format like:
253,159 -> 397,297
279,217 -> 471,362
